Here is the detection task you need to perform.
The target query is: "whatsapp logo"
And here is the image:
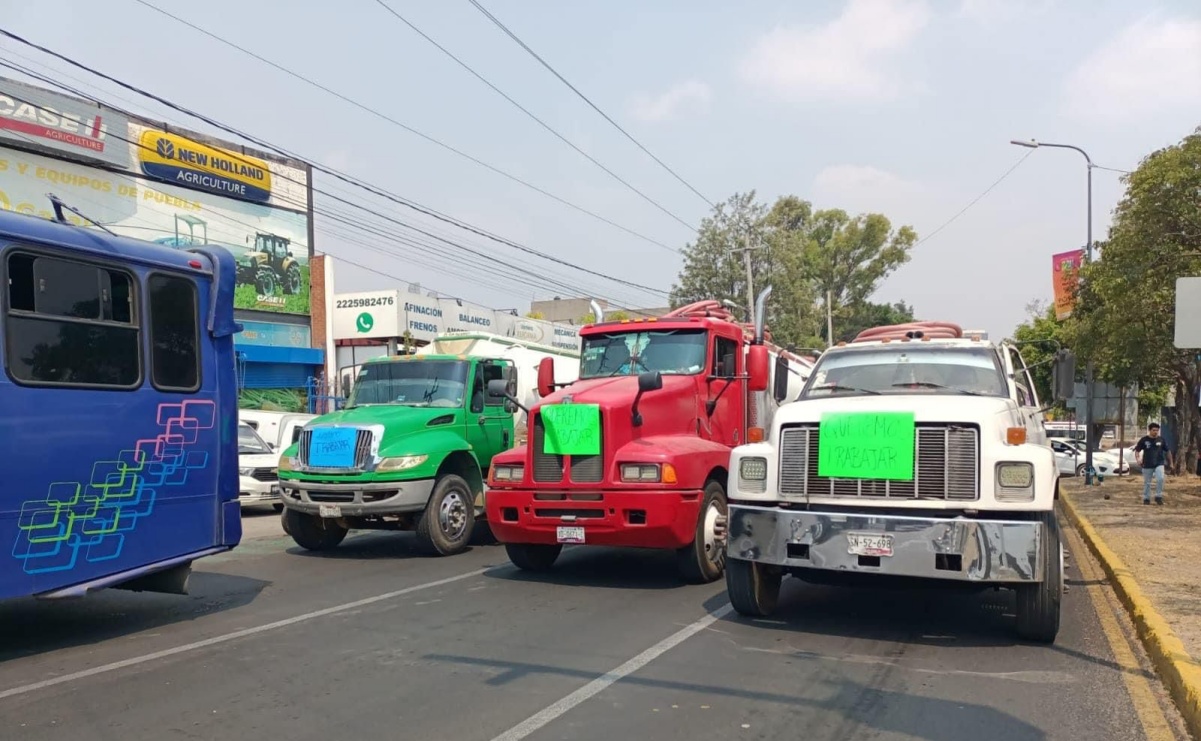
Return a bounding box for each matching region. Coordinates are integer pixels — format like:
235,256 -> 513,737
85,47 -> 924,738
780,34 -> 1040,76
355,312 -> 374,333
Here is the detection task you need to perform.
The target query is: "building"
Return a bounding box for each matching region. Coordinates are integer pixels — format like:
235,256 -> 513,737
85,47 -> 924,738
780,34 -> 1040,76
0,75 -> 324,411
528,297 -> 671,324
330,287 -> 584,392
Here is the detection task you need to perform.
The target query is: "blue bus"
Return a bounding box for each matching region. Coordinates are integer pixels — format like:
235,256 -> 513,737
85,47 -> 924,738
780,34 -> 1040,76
0,205 -> 242,601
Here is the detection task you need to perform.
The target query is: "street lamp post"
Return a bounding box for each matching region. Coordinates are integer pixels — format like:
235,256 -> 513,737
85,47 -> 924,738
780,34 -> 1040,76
1010,138 -> 1097,481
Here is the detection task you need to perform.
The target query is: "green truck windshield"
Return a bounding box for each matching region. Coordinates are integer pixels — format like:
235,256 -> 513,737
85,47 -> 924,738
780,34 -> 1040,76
347,360 -> 469,408
580,329 -> 706,379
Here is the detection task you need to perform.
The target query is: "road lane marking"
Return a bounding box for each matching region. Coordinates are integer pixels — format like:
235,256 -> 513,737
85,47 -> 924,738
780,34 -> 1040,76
1063,519 -> 1175,739
490,603 -> 734,741
0,567 -> 491,702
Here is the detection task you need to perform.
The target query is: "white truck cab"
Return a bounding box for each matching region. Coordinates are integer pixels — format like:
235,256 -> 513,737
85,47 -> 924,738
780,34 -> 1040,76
724,322 -> 1074,643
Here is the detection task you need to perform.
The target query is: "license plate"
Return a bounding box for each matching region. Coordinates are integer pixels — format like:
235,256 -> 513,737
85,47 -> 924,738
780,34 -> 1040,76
847,532 -> 893,557
318,504 -> 342,518
557,526 -> 585,544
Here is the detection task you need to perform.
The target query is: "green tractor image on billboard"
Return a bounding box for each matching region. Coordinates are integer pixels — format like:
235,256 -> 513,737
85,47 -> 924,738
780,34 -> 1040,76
238,232 -> 303,296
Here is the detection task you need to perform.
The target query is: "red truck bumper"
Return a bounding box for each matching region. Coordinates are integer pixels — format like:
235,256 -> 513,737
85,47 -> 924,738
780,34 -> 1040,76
486,488 -> 704,550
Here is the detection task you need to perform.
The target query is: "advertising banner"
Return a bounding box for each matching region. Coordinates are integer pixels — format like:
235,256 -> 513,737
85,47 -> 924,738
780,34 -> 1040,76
551,323 -> 582,352
236,321 -> 313,348
1052,249 -> 1084,320
332,290 -> 402,339
495,313 -> 555,345
401,293 -> 445,342
131,124 -> 309,212
0,145 -> 313,316
0,77 -> 130,169
439,298 -> 496,334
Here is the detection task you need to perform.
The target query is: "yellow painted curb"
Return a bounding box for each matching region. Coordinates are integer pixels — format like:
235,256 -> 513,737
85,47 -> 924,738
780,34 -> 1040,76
1062,491 -> 1201,739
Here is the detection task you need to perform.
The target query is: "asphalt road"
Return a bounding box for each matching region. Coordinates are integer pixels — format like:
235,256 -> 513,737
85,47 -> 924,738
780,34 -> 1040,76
0,508 -> 1189,741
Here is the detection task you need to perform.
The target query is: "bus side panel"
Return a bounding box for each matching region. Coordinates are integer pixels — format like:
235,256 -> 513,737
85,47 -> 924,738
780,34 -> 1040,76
0,274 -> 236,600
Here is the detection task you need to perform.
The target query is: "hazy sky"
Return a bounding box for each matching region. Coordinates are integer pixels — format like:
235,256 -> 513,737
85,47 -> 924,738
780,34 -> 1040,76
2,0 -> 1199,338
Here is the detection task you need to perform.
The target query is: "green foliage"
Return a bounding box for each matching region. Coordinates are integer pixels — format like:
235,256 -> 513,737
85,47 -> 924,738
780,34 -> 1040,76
1071,126 -> 1201,469
524,310 -> 545,320
1010,300 -> 1069,407
579,310 -> 631,324
670,191 -> 916,348
832,300 -> 915,344
239,388 -> 306,412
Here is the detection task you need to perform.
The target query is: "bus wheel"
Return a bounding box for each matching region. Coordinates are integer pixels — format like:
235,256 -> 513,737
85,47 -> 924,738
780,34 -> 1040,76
506,543 -> 561,572
677,480 -> 727,584
415,474 -> 475,556
285,510 -> 347,551
726,558 -> 782,617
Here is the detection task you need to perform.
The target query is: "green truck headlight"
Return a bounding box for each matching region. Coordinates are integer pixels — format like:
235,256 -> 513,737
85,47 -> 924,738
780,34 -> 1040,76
376,454 -> 429,472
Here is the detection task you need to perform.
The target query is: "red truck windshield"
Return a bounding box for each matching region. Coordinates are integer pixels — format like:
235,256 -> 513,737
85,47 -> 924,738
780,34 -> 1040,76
579,329 -> 707,379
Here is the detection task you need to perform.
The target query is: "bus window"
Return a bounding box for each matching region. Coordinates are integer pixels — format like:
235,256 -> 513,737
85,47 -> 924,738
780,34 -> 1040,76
148,273 -> 201,392
4,251 -> 140,388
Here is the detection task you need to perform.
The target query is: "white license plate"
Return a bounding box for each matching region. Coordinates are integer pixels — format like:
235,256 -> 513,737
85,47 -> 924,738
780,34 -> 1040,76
318,504 -> 342,518
556,526 -> 585,544
847,532 -> 893,557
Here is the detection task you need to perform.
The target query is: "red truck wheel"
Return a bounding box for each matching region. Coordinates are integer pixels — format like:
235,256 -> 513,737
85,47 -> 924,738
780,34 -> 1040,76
506,543 -> 562,572
677,481 -> 728,584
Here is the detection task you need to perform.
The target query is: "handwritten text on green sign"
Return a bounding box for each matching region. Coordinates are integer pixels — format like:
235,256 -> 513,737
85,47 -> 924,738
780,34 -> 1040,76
541,403 -> 601,456
818,411 -> 915,481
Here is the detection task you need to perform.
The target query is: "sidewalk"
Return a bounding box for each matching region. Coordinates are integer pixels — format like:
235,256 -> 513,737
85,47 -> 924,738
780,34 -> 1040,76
1063,475 -> 1201,737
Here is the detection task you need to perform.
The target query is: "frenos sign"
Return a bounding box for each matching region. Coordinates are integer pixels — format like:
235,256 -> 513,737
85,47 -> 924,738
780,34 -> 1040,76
405,301 -> 443,336
138,129 -> 272,203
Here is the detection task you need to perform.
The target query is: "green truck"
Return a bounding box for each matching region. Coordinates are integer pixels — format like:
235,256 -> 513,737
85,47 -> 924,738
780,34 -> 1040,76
278,353 -> 514,554
277,333 -> 579,555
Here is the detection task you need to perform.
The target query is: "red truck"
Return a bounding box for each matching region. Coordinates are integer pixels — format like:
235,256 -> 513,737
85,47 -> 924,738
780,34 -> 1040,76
484,289 -> 812,582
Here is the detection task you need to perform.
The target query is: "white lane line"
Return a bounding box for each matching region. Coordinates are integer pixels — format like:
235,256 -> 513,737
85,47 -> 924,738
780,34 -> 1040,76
0,567 -> 491,702
490,603 -> 734,741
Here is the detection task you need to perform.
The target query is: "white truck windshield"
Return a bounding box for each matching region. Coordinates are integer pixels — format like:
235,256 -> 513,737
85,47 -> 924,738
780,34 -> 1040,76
802,346 -> 1008,399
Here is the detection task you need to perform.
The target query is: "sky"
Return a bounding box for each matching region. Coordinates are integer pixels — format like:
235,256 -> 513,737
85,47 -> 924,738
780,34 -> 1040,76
1,0 -> 1199,339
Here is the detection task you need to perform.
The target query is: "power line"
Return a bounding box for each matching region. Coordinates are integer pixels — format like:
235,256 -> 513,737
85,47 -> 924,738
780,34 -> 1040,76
124,0 -> 678,252
465,0 -> 714,209
0,61 -> 663,310
912,150 -> 1035,248
0,34 -> 673,298
372,0 -> 695,238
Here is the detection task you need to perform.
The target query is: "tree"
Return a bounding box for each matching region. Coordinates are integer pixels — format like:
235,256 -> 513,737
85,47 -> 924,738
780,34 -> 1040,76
578,310 -> 630,323
1071,126 -> 1201,472
524,310 -> 545,320
1010,300 -> 1069,408
670,192 -> 916,349
831,300 -> 915,344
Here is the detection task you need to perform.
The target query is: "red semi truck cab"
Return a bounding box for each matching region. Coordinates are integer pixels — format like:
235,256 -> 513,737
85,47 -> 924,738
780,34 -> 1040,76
485,290 -> 811,583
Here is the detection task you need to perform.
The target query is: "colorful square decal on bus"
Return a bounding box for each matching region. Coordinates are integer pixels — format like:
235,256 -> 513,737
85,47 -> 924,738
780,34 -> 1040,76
11,400 -> 217,575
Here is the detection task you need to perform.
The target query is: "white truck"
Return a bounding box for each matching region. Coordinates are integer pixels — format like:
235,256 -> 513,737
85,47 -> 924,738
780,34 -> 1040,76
723,322 -> 1072,643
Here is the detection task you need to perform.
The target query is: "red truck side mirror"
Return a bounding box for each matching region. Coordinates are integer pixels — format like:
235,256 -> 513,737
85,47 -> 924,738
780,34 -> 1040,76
747,345 -> 769,392
537,356 -> 555,397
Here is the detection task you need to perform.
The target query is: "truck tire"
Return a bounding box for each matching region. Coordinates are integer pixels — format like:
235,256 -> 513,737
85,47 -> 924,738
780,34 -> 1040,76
1015,509 -> 1063,643
285,510 -> 347,551
505,543 -> 562,572
726,558 -> 782,617
414,474 -> 476,556
676,480 -> 728,583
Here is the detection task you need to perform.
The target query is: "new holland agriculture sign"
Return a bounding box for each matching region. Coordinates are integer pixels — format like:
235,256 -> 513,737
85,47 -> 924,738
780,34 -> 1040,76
138,129 -> 272,203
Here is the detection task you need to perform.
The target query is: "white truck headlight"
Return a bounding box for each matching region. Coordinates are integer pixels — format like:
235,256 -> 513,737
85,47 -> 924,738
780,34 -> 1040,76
995,462 -> 1035,501
739,457 -> 768,481
238,467 -> 254,476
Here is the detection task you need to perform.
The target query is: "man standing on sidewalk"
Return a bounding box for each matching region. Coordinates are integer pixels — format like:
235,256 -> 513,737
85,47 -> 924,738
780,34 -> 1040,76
1134,422 -> 1174,505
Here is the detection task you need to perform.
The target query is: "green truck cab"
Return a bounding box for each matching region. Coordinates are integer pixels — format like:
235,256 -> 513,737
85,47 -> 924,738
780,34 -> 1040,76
278,354 -> 518,555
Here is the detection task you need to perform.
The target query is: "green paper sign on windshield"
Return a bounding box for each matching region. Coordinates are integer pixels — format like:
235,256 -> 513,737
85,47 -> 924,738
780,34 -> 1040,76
541,403 -> 601,456
818,411 -> 915,481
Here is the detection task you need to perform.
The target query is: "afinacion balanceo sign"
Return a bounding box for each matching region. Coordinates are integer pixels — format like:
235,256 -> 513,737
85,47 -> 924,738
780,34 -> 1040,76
138,129 -> 272,203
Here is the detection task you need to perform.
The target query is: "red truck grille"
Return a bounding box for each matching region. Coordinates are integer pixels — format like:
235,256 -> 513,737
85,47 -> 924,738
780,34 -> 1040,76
531,413 -> 604,484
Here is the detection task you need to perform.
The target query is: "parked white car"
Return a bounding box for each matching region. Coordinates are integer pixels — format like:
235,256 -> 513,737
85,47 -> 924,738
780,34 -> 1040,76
1048,437 -> 1128,477
238,410 -> 316,452
238,421 -> 283,511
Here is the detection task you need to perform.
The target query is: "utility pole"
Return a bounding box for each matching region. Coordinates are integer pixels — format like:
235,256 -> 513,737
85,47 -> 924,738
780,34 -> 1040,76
730,219 -> 760,321
826,289 -> 834,348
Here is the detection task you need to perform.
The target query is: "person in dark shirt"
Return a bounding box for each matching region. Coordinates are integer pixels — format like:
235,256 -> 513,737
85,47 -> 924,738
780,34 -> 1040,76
1133,422 -> 1174,505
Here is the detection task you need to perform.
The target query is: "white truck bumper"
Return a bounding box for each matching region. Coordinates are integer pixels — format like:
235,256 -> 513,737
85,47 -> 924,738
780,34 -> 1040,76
727,504 -> 1047,583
